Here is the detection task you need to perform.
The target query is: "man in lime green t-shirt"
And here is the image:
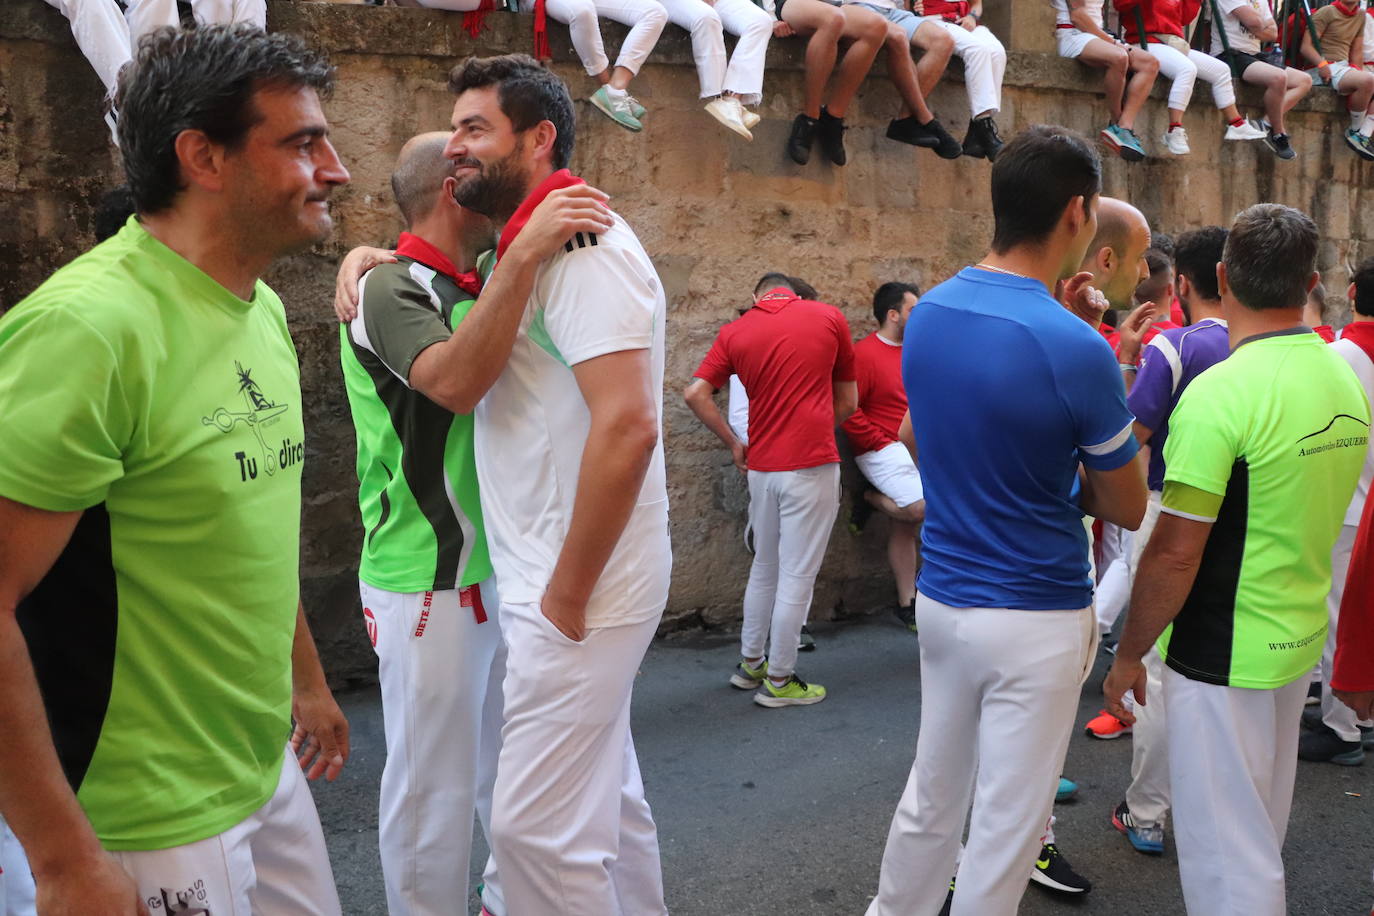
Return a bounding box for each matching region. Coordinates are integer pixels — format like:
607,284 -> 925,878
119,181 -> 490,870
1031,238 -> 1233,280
1104,204 -> 1370,916
0,26 -> 353,916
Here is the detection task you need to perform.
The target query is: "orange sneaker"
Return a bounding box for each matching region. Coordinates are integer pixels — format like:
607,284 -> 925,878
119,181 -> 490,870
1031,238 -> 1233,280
1084,709 -> 1132,740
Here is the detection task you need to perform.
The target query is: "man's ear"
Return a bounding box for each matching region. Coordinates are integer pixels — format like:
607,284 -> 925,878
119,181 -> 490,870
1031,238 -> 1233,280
173,128 -> 227,194
1304,270 -> 1321,295
531,120 -> 559,166
1216,262 -> 1230,299
1349,281 -> 1358,304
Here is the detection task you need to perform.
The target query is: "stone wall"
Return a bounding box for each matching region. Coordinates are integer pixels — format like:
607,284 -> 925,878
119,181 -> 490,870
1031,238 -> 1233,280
2,0 -> 1370,683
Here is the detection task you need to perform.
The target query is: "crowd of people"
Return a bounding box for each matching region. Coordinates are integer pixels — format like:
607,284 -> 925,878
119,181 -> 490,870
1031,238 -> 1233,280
2,7 -> 1374,916
41,0 -> 1374,161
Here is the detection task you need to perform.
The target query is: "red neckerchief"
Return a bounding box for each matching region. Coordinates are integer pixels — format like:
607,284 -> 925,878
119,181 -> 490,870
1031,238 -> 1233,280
936,0 -> 969,22
462,0 -> 494,38
395,231 -> 482,297
495,169 -> 586,261
752,287 -> 797,314
1332,0 -> 1360,16
534,0 -> 551,60
1339,320 -> 1374,363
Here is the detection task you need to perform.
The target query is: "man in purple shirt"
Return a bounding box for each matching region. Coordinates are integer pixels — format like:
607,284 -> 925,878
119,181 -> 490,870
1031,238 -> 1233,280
1108,225 -> 1232,856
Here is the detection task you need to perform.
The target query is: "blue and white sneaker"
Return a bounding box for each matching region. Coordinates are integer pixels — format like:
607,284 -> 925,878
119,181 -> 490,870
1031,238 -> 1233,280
1055,777 -> 1078,803
1101,123 -> 1146,162
1112,799 -> 1165,854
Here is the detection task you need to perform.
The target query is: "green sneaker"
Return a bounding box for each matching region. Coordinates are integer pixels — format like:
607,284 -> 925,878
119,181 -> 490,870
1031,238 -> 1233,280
590,87 -> 643,132
755,674 -> 827,708
628,95 -> 646,120
730,658 -> 768,689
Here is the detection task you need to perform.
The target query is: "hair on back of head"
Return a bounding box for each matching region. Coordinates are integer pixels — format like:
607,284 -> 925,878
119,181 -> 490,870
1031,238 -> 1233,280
1223,204 -> 1319,312
1353,256 -> 1374,317
448,55 -> 576,171
990,125 -> 1101,254
115,24 -> 335,215
873,281 -> 920,325
788,276 -> 818,300
391,134 -> 455,228
1173,226 -> 1228,302
1150,231 -> 1175,260
754,272 -> 795,297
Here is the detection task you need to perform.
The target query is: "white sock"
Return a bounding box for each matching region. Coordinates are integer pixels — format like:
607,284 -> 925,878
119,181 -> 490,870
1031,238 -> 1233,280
604,86 -> 627,98
1363,112 -> 1374,136
1352,109 -> 1364,131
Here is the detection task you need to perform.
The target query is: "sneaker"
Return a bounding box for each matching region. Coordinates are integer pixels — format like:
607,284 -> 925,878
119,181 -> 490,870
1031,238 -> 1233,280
962,115 -> 1004,161
849,487 -> 874,535
787,113 -> 817,165
1302,704 -> 1322,730
1101,124 -> 1146,162
1112,800 -> 1165,854
1162,126 -> 1191,155
755,674 -> 827,707
1363,725 -> 1374,749
1345,128 -> 1374,161
798,625 -> 816,652
589,87 -> 643,132
937,878 -> 954,916
730,657 -> 768,689
886,116 -> 962,159
1084,709 -> 1131,739
1100,637 -> 1118,656
706,96 -> 753,141
627,96 -> 646,119
1264,129 -> 1297,160
893,599 -> 917,632
1056,776 -> 1078,803
1298,722 -> 1366,765
817,107 -> 847,165
1030,843 -> 1092,894
741,108 -> 761,129
1307,681 -> 1322,706
1223,120 -> 1267,141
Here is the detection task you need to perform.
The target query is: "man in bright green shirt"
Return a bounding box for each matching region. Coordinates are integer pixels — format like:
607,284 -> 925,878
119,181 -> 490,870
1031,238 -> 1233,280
1105,204 -> 1370,916
0,26 -> 352,916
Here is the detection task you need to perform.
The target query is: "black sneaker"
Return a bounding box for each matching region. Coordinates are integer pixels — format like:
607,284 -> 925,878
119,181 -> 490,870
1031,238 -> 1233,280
1100,636 -> 1118,656
887,116 -> 962,159
849,487 -> 875,534
1030,844 -> 1092,894
798,625 -> 816,652
1302,704 -> 1322,730
1306,680 -> 1321,706
818,107 -> 847,165
1363,725 -> 1374,749
937,878 -> 954,916
961,119 -> 986,159
787,114 -> 817,165
1264,129 -> 1297,160
1298,722 -> 1365,766
893,599 -> 917,632
962,115 -> 1004,161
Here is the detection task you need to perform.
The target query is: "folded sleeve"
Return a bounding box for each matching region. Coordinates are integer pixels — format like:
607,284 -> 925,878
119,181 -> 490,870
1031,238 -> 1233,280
1057,334 -> 1139,471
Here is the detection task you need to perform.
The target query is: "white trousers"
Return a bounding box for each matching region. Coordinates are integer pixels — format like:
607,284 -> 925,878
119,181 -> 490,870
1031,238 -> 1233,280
741,464 -> 840,679
529,0 -> 667,78
1320,525 -> 1371,740
1096,490 -> 1162,634
1147,42 -> 1237,111
124,0 -> 267,44
658,0 -> 771,103
362,580 -> 506,916
1166,669 -> 1307,916
0,819 -> 34,916
919,19 -> 1005,116
110,750 -> 341,916
43,0 -> 133,95
867,597 -> 1096,916
490,601 -> 666,916
1124,644 -> 1171,826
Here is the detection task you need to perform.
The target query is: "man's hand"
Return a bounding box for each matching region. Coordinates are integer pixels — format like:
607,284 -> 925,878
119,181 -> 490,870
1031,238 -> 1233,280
1059,270 -> 1109,324
505,184 -> 614,266
35,850 -> 149,916
1115,300 -> 1158,364
334,246 -> 397,323
958,13 -> 977,29
731,439 -> 748,475
1334,689 -> 1374,721
541,590 -> 587,643
1103,655 -> 1147,725
291,683 -> 350,782
773,20 -> 795,37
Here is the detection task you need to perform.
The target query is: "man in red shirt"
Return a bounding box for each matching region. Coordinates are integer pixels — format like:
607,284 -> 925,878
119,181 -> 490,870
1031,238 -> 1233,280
684,273 -> 857,707
843,282 -> 924,630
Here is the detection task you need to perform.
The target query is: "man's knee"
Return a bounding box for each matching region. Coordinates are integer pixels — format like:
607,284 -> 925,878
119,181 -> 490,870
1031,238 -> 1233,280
814,8 -> 845,38
901,499 -> 926,525
1134,50 -> 1160,75
1106,46 -> 1129,73
885,22 -> 911,52
916,21 -> 954,57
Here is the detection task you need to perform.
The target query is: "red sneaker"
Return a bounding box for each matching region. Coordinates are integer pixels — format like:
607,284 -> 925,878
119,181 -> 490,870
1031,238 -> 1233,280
1084,709 -> 1132,740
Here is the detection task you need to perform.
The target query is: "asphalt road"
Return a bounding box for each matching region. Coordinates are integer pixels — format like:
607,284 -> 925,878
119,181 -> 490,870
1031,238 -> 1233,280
310,617 -> 1374,915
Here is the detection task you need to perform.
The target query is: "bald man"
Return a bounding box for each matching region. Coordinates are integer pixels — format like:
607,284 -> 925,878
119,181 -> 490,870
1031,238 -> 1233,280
338,133 -> 612,916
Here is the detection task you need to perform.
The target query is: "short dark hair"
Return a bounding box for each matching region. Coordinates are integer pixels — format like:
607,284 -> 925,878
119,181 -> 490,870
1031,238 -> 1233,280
990,125 -> 1101,254
1223,204 -> 1319,312
873,282 -> 920,325
115,25 -> 335,215
93,185 -> 137,242
448,55 -> 575,171
1135,249 -> 1174,302
1150,231 -> 1175,260
1353,256 -> 1374,317
754,272 -> 794,297
788,276 -> 818,300
1173,226 -> 1228,302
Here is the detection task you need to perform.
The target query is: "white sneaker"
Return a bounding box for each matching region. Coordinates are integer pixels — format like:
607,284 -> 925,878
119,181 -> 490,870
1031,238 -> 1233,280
1224,120 -> 1267,141
1162,126 -> 1191,155
705,96 -> 753,140
741,108 -> 761,129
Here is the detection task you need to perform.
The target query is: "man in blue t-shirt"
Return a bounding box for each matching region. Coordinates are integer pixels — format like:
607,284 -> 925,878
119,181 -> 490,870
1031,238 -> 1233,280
866,125 -> 1147,916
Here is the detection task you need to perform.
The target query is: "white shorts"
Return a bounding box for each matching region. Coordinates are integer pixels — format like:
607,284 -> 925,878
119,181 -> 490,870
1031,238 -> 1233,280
1311,59 -> 1359,91
1,817 -> 35,916
110,750 -> 341,916
1055,27 -> 1096,60
855,441 -> 924,508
